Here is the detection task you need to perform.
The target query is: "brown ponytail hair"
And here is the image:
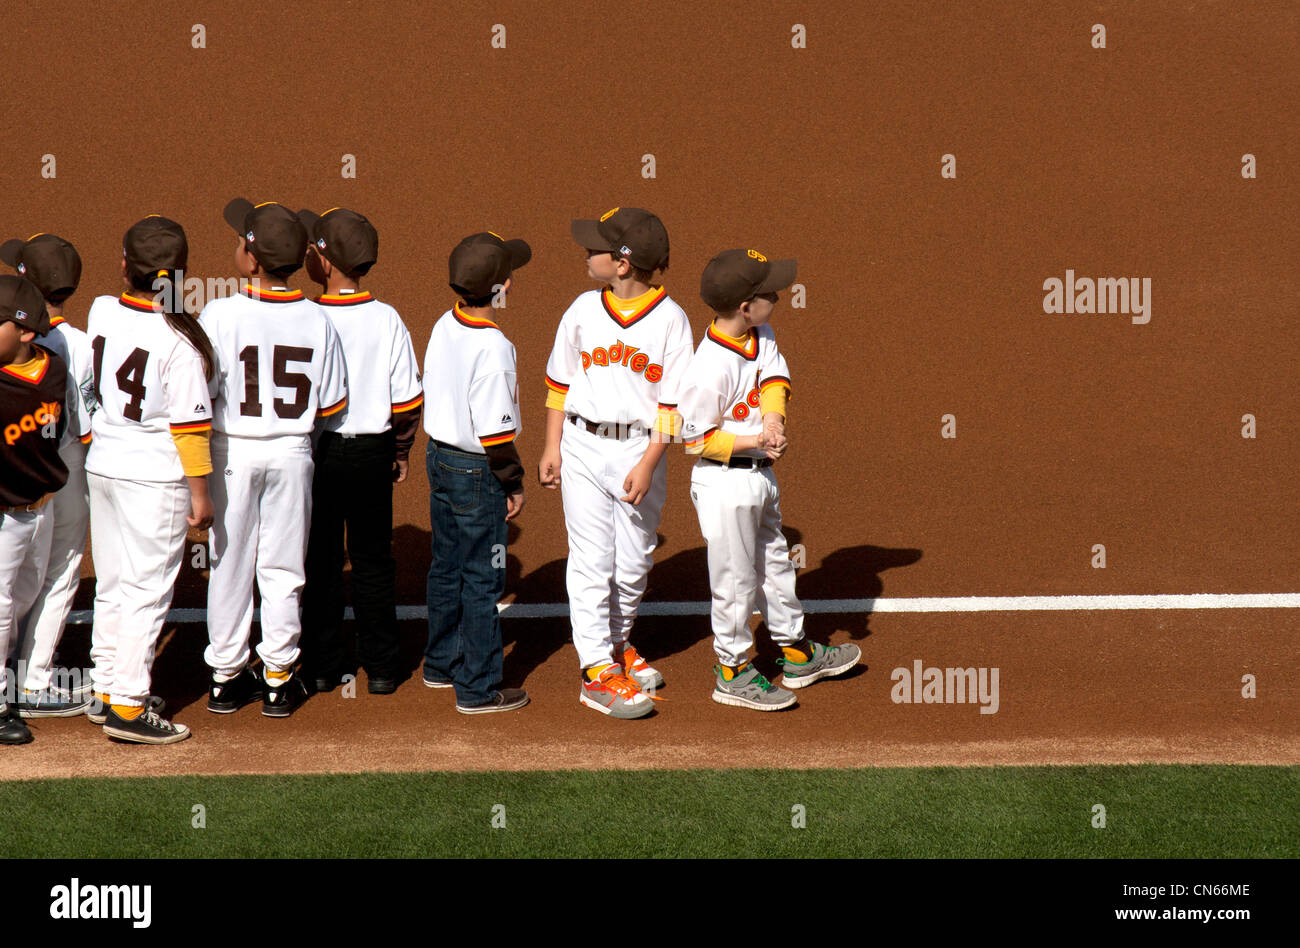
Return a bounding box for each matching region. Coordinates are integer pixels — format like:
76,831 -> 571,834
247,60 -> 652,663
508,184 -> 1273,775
129,270 -> 216,381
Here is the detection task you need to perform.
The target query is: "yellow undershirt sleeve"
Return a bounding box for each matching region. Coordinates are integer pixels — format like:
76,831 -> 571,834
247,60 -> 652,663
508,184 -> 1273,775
171,430 -> 213,476
655,407 -> 681,437
759,383 -> 790,419
545,389 -> 567,412
699,430 -> 736,462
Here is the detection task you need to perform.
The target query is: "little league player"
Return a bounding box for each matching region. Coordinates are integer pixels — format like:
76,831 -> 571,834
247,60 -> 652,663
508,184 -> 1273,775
85,214 -> 216,744
678,249 -> 860,710
538,207 -> 694,719
1,235 -> 95,718
0,275 -> 76,745
422,232 -> 530,714
297,207 -> 422,696
199,200 -> 348,718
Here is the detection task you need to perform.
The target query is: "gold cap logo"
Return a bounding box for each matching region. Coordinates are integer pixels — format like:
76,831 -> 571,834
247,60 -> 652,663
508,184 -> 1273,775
746,249 -> 767,262
599,207 -> 620,222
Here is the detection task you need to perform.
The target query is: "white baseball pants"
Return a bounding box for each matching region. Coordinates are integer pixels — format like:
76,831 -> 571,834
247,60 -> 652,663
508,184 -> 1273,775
16,441 -> 89,692
88,473 -> 191,707
690,461 -> 804,667
560,421 -> 667,669
205,435 -> 313,677
0,507 -> 53,702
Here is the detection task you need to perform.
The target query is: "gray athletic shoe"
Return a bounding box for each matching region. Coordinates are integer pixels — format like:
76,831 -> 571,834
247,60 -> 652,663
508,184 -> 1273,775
712,664 -> 797,711
779,640 -> 862,689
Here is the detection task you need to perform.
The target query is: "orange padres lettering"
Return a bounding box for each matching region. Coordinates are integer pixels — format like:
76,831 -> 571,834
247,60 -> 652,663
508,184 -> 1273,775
580,340 -> 662,383
4,401 -> 61,445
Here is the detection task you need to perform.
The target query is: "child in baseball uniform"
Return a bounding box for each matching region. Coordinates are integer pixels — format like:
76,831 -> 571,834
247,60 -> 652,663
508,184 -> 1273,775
538,207 -> 694,719
85,215 -> 215,744
0,275 -> 77,745
297,206 -> 422,696
1,235 -> 95,718
678,249 -> 860,711
423,232 -> 530,714
199,199 -> 348,718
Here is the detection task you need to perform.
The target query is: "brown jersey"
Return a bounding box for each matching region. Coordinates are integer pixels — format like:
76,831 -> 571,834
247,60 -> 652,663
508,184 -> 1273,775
0,344 -> 69,506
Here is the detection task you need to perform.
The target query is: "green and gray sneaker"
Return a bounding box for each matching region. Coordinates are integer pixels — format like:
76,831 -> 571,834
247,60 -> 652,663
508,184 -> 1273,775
712,664 -> 797,711
778,640 -> 862,689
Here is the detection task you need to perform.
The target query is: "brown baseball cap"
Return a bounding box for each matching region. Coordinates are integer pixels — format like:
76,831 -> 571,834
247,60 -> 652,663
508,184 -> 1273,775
0,234 -> 82,302
0,274 -> 51,335
224,199 -> 307,274
298,207 -> 379,277
449,232 -> 532,299
570,207 -> 669,272
699,248 -> 797,311
123,215 -> 189,287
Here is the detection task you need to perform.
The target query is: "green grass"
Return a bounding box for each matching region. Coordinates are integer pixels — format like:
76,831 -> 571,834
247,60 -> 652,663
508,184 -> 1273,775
5,765 -> 1297,858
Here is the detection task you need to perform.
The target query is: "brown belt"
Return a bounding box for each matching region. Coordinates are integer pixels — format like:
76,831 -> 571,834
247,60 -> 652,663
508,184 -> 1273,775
569,414 -> 650,441
700,456 -> 774,470
0,493 -> 50,513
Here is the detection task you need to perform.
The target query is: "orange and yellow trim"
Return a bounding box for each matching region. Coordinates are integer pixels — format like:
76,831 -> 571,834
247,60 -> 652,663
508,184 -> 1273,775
392,394 -> 423,413
683,426 -> 717,449
601,286 -> 666,329
242,286 -> 304,303
49,315 -> 67,328
0,349 -> 49,384
317,291 -> 373,307
759,375 -> 790,394
706,324 -> 758,360
453,301 -> 499,330
545,375 -> 570,395
79,432 -> 92,445
479,429 -> 516,447
318,396 -> 348,418
168,419 -> 212,434
118,292 -> 159,313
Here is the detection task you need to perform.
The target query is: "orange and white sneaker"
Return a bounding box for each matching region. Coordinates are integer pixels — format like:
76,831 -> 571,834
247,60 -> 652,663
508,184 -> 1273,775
616,643 -> 664,691
579,663 -> 655,719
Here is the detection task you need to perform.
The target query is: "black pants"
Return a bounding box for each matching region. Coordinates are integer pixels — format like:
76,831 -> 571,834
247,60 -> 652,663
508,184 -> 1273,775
301,431 -> 401,680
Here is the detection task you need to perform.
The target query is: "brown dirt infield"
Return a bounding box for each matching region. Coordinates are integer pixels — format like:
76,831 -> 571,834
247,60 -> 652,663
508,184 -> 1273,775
1,1 -> 1295,779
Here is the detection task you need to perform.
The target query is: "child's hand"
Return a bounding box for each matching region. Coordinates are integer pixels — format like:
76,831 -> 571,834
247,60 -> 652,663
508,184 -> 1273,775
188,493 -> 215,529
505,489 -> 526,521
621,460 -> 653,505
538,449 -> 562,488
392,458 -> 409,484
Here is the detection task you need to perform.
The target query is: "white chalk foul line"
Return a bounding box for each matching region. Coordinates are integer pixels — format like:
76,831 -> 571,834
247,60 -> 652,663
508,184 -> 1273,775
63,593 -> 1300,625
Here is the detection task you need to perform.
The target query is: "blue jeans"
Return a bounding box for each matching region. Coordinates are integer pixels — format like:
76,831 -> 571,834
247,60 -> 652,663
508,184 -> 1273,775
424,441 -> 507,707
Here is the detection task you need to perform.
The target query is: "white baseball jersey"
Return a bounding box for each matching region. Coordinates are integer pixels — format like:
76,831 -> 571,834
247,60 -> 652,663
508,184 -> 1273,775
198,286 -> 348,440
85,293 -> 213,481
677,324 -> 791,459
545,287 -> 694,427
315,290 -> 422,434
42,317 -> 95,448
423,302 -> 520,453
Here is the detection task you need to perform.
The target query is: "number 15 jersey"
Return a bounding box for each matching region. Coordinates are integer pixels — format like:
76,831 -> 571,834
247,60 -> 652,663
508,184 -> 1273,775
198,285 -> 348,444
86,292 -> 215,482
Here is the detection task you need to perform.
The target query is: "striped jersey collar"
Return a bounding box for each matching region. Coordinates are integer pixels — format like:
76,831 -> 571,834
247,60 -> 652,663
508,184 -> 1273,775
706,323 -> 758,360
453,301 -> 499,330
601,285 -> 666,329
316,291 -> 373,307
0,347 -> 49,384
119,292 -> 160,313
49,315 -> 67,328
241,285 -> 304,303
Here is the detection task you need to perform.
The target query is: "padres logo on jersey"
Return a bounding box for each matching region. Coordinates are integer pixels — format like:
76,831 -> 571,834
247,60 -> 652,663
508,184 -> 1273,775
579,339 -> 664,383
4,400 -> 61,445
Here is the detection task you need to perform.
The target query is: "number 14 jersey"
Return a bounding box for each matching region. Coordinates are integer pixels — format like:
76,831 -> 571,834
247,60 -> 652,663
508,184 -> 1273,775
86,292 -> 216,482
199,285 -> 348,444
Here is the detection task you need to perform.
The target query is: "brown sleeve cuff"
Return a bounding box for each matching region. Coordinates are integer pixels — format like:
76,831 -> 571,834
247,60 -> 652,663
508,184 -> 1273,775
483,441 -> 525,495
390,405 -> 423,461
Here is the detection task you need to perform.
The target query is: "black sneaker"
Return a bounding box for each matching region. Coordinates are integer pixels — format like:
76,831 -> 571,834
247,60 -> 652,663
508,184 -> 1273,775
456,688 -> 530,715
17,687 -> 92,718
422,668 -> 454,689
207,667 -> 264,714
262,672 -> 308,718
102,707 -> 191,745
87,694 -> 165,726
0,704 -> 34,745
